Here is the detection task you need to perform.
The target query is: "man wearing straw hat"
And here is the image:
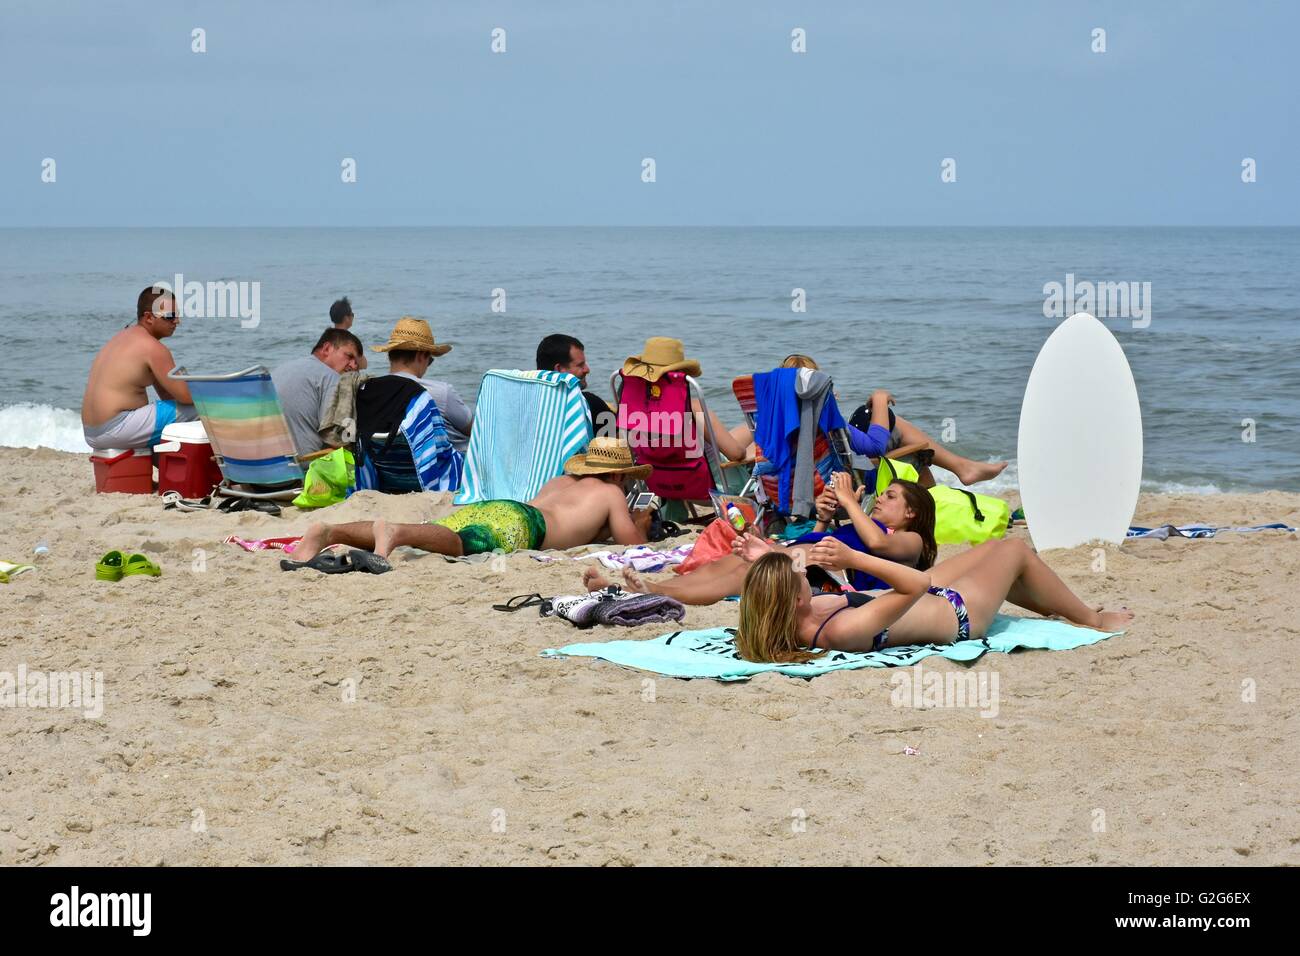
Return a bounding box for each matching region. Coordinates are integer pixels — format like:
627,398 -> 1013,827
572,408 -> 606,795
291,437 -> 654,562
372,316 -> 474,454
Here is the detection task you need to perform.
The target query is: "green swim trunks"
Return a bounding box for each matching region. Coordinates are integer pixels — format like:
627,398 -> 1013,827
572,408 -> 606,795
432,500 -> 548,555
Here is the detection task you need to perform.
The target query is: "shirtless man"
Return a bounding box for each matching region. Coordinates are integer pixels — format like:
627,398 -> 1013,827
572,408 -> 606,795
82,284 -> 197,450
291,437 -> 654,562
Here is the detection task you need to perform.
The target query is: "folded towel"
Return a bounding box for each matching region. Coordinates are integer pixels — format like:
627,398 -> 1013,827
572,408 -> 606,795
1126,522 -> 1295,540
318,370 -> 364,449
543,614 -> 1123,680
541,586 -> 687,629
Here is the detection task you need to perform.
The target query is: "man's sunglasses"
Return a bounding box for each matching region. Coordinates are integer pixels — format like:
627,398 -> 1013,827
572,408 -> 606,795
155,312 -> 179,323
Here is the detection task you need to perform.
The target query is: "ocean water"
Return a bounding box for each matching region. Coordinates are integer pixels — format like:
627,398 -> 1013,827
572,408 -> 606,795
1,227 -> 1296,493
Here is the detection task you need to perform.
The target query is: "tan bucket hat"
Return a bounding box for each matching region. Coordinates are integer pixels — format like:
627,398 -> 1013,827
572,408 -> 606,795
621,337 -> 702,382
373,316 -> 452,355
564,437 -> 653,480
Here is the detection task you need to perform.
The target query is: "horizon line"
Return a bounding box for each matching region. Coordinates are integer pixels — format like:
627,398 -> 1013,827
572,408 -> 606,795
2,223 -> 1297,230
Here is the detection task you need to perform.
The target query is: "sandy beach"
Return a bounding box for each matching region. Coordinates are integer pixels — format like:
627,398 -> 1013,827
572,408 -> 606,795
1,444 -> 1296,866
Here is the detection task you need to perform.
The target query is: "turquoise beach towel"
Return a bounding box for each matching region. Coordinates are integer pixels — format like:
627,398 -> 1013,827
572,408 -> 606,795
454,369 -> 593,505
542,614 -> 1123,681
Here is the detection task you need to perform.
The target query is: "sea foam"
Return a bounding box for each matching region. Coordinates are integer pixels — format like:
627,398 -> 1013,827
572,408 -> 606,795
0,404 -> 92,453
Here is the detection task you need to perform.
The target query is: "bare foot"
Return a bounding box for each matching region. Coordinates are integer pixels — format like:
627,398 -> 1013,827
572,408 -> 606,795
372,519 -> 397,559
622,567 -> 652,594
955,460 -> 1008,486
583,566 -> 614,592
294,522 -> 331,562
1095,608 -> 1135,632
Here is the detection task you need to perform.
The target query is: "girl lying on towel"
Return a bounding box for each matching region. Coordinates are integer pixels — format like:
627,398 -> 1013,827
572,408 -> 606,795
582,474 -> 934,606
735,536 -> 1134,662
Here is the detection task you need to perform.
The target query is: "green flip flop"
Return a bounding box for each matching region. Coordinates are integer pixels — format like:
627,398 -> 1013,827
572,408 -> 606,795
122,553 -> 162,578
95,550 -> 125,582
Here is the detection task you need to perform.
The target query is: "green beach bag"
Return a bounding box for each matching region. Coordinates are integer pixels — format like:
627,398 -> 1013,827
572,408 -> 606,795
929,485 -> 1010,544
293,448 -> 356,509
874,457 -> 919,492
875,458 -> 1009,544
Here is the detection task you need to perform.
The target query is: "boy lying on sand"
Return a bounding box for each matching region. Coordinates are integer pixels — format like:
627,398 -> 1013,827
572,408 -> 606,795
293,438 -> 652,561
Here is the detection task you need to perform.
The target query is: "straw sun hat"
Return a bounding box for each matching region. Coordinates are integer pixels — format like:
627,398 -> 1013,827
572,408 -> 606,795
621,337 -> 702,382
564,437 -> 653,480
373,316 -> 452,355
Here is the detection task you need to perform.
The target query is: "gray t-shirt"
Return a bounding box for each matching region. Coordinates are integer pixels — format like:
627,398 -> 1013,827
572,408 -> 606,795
271,355 -> 340,457
392,371 -> 473,453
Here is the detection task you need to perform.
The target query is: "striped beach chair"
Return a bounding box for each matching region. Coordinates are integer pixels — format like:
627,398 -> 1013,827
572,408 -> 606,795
453,369 -> 593,505
169,365 -> 328,501
357,390 -> 464,494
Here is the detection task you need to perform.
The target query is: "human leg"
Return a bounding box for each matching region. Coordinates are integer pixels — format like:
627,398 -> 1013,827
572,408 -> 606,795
894,414 -> 1007,485
947,538 -> 1133,637
294,521 -> 379,561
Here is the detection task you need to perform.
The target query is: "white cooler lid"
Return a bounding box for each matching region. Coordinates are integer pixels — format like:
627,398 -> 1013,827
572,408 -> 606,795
159,420 -> 211,444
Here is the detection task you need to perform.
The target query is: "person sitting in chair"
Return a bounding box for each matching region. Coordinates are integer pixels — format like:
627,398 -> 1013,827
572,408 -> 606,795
369,317 -> 473,454
270,328 -> 363,457
536,333 -> 615,436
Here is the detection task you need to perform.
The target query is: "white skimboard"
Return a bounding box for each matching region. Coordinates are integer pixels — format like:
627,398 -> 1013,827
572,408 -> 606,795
1017,312 -> 1143,551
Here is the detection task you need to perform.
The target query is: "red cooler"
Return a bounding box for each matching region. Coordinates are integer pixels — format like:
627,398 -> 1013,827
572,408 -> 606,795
90,448 -> 154,494
155,421 -> 223,499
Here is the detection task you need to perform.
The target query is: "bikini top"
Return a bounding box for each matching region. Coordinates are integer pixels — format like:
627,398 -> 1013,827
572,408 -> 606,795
809,591 -> 874,649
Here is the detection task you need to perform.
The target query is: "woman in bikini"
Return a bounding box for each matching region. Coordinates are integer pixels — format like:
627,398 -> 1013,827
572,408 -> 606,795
733,535 -> 1134,662
583,474 -> 935,605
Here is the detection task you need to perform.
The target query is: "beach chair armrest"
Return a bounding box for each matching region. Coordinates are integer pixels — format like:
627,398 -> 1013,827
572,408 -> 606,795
720,457 -> 756,470
887,440 -> 931,460
296,447 -> 337,464
169,365 -> 270,382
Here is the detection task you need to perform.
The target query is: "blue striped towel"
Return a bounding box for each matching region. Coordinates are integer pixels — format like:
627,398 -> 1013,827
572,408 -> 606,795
1126,522 -> 1294,540
454,370 -> 593,504
357,391 -> 463,493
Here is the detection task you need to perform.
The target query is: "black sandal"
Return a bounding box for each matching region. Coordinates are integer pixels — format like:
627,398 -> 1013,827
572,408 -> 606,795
280,551 -> 354,574
492,593 -> 545,612
347,549 -> 392,575
219,497 -> 282,516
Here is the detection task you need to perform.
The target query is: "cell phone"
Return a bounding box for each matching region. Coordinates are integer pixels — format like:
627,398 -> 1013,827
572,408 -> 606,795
628,491 -> 659,512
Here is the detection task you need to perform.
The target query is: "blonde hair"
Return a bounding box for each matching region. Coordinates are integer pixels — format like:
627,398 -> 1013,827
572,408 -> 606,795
734,552 -> 815,663
781,353 -> 820,370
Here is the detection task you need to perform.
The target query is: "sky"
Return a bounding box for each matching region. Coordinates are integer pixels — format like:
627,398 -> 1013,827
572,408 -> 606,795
2,0 -> 1296,226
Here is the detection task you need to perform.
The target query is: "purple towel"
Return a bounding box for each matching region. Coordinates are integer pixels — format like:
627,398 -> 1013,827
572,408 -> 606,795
542,586 -> 686,628
593,591 -> 686,627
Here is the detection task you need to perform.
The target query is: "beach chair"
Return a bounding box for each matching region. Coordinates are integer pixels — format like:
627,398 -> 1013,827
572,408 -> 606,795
610,369 -> 751,522
169,365 -> 332,502
355,377 -> 463,494
454,369 -> 593,505
731,373 -> 930,525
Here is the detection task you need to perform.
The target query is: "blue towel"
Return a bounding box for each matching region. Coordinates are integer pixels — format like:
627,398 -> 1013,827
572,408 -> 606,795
753,368 -> 848,514
542,614 -> 1124,681
357,392 -> 463,493
403,391 -> 464,491
1126,522 -> 1294,540
455,370 -> 593,505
